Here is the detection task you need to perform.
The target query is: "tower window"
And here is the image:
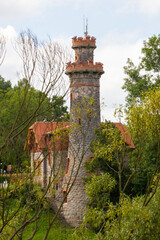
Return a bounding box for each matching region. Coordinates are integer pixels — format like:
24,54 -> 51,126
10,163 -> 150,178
75,53 -> 79,62
65,157 -> 70,174
56,183 -> 58,190
63,190 -> 67,203
48,152 -> 51,166
87,109 -> 93,121
70,92 -> 73,107
34,159 -> 41,176
77,117 -> 81,125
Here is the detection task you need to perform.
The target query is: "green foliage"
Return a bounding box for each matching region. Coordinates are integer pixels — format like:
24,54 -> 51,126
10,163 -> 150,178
85,164 -> 113,230
84,121 -> 133,232
0,197 -> 74,240
0,77 -> 69,170
122,35 -> 160,196
86,121 -> 126,173
84,208 -> 106,233
83,173 -> 116,232
51,95 -> 69,122
85,121 -> 132,201
80,188 -> 160,239
127,87 -> 160,195
92,121 -> 125,161
23,210 -> 74,240
86,173 -> 116,210
0,181 -> 39,239
9,180 -> 44,209
142,35 -> 160,72
83,87 -> 160,237
0,75 -> 11,92
71,226 -> 96,240
0,174 -> 9,183
102,189 -> 160,240
122,34 -> 160,106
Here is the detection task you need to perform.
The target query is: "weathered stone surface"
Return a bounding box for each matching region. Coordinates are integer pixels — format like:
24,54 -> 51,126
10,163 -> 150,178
60,36 -> 103,227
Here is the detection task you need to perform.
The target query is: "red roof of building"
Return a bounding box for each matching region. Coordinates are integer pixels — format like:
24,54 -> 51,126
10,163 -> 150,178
25,121 -> 134,151
114,123 -> 135,149
27,122 -> 69,150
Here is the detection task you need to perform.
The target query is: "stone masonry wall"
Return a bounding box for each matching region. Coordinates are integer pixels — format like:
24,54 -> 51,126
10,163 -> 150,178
59,35 -> 103,227
74,47 -> 94,64
31,151 -> 45,187
62,73 -> 102,226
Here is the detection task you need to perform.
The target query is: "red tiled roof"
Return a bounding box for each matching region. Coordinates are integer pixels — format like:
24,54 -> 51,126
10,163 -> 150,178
29,122 -> 69,149
26,121 -> 134,151
114,123 -> 135,149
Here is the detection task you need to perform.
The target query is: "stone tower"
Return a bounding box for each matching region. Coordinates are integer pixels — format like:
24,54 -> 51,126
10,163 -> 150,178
62,35 -> 104,226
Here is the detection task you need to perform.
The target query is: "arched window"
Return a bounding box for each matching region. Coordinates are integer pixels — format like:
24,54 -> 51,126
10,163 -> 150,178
34,159 -> 41,176
63,189 -> 67,203
75,53 -> 79,62
56,183 -> 58,190
65,157 -> 70,174
48,152 -> 51,166
86,154 -> 94,162
87,109 -> 93,121
70,92 -> 73,107
77,117 -> 81,125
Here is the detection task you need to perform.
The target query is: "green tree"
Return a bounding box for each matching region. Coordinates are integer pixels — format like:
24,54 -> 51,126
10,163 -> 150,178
0,34 -> 6,66
0,75 -> 11,92
127,87 -> 160,201
0,30 -> 73,239
85,121 -> 134,202
83,121 -> 136,235
102,189 -> 160,240
122,34 -> 160,195
122,35 -> 160,106
0,75 -> 12,102
0,78 -> 69,170
83,88 -> 160,239
84,173 -> 116,233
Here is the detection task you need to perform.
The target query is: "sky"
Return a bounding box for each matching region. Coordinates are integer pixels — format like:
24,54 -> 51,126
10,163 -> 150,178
0,0 -> 160,122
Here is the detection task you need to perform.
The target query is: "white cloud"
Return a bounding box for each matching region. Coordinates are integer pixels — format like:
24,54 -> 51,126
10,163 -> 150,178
116,0 -> 160,15
0,0 -> 99,19
0,26 -> 144,123
137,0 -> 160,15
0,25 -> 17,38
0,26 -> 22,84
1,0 -> 159,19
96,31 -> 143,122
0,0 -> 47,18
0,26 -> 71,88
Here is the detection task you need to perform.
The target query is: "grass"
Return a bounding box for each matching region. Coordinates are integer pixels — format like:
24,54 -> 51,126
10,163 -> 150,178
1,196 -> 74,240
23,210 -> 74,240
1,181 -> 94,240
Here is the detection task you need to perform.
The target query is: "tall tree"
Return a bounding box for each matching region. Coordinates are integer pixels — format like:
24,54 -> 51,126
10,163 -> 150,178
122,34 -> 160,194
127,87 -> 160,198
0,78 -> 69,170
0,34 -> 6,66
0,30 -> 90,240
0,75 -> 11,92
82,88 -> 160,239
122,35 -> 160,106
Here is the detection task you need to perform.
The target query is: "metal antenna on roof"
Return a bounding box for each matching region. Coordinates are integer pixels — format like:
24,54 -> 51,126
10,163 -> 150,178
83,16 -> 88,37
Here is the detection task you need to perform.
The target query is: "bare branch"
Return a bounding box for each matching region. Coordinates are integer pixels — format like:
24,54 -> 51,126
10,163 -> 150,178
0,34 -> 6,66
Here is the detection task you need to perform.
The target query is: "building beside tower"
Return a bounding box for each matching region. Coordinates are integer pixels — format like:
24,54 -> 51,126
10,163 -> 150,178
25,34 -> 134,227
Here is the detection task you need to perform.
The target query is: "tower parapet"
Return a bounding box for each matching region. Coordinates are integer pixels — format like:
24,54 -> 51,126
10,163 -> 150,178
66,61 -> 104,74
66,35 -> 104,71
72,35 -> 96,48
